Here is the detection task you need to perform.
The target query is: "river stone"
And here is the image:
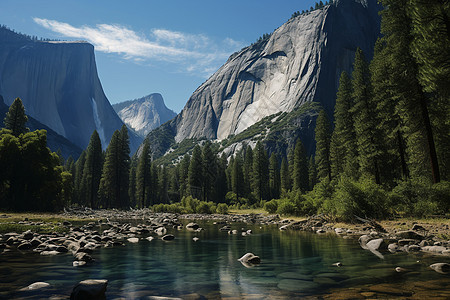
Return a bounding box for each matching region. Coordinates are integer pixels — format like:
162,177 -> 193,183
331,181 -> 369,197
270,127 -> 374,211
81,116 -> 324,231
70,279 -> 107,300
19,281 -> 51,291
359,235 -> 371,249
334,228 -> 345,235
17,242 -> 33,250
193,237 -> 200,242
127,237 -> 139,243
396,230 -> 423,240
161,234 -> 175,241
155,227 -> 167,236
366,238 -> 386,251
388,243 -> 400,253
74,252 -> 93,262
238,253 -> 261,264
22,230 -> 34,240
398,239 -> 418,246
186,223 -> 199,230
406,245 -> 421,252
430,263 -> 450,274
422,245 -> 447,254
56,245 -> 69,253
277,279 -> 320,292
40,250 -> 60,256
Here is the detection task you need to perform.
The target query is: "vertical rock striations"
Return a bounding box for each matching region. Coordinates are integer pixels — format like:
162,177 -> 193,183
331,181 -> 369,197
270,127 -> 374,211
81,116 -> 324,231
164,0 -> 380,144
0,27 -> 142,152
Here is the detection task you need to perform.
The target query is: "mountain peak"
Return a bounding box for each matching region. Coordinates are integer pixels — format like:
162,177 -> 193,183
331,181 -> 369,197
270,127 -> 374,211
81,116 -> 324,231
113,94 -> 176,138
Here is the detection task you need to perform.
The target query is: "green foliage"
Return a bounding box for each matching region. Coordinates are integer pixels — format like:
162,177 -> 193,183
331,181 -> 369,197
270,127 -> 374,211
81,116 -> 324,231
264,199 -> 278,214
292,139 -> 309,192
3,97 -> 28,137
333,176 -> 390,222
252,142 -> 269,201
216,203 -> 229,214
314,110 -> 332,181
188,145 -> 203,199
136,139 -> 152,207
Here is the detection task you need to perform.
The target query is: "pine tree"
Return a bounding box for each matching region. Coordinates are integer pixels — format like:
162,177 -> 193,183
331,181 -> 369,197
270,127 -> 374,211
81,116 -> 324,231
158,165 -> 169,203
292,140 -> 309,192
98,126 -> 130,208
215,153 -> 228,203
80,130 -> 103,208
136,139 -> 152,208
231,154 -> 244,202
73,151 -> 86,205
252,142 -> 269,201
280,157 -> 291,191
330,72 -> 358,179
308,156 -> 317,190
188,145 -> 203,199
128,164 -> 137,208
202,141 -> 217,202
381,0 -> 440,183
269,153 -> 281,199
351,48 -> 383,184
315,110 -> 332,181
178,154 -> 190,198
4,98 -> 28,137
243,146 -> 254,198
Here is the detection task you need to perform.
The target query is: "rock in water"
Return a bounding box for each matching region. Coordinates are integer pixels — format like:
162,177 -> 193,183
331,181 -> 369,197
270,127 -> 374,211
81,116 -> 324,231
161,234 -> 175,241
127,237 -> 139,243
70,279 -> 107,300
430,263 -> 450,274
238,253 -> 261,268
19,282 -> 50,291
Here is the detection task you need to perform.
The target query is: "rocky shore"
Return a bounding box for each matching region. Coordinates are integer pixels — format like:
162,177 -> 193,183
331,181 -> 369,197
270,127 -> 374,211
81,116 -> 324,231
1,208 -> 449,298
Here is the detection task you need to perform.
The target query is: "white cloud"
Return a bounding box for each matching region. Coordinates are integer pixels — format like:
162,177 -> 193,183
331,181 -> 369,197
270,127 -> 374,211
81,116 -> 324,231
33,17 -> 244,77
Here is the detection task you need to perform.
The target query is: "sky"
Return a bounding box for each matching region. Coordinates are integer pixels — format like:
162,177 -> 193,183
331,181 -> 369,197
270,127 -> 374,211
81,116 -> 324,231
0,0 -> 319,112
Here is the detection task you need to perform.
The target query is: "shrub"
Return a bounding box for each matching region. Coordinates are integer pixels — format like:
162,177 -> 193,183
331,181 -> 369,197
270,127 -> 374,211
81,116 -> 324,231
216,203 -> 229,214
277,199 -> 300,216
264,199 -> 278,214
197,202 -> 211,214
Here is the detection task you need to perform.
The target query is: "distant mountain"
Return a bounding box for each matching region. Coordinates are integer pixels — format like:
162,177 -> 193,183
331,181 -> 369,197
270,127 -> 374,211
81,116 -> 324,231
147,0 -> 381,159
0,26 -> 142,153
113,93 -> 176,138
0,95 -> 82,159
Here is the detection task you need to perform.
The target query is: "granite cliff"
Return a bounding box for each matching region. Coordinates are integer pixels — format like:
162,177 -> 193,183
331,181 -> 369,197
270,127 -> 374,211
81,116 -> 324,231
0,27 -> 142,152
154,0 -> 380,153
113,93 -> 176,138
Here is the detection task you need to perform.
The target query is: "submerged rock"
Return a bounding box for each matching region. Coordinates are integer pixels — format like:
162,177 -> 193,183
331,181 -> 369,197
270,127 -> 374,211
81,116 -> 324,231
19,282 -> 51,291
161,234 -> 175,241
70,279 -> 107,300
238,253 -> 261,268
430,263 -> 450,274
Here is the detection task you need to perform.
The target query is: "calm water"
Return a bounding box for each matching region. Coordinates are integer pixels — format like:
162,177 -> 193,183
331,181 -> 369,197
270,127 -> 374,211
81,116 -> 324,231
1,220 -> 450,299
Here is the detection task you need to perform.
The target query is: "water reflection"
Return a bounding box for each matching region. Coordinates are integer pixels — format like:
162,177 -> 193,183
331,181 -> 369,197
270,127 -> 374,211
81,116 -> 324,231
1,220 -> 450,298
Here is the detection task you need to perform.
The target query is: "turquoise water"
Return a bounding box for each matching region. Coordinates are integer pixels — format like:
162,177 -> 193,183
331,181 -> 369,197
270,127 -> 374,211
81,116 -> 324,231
1,220 -> 450,299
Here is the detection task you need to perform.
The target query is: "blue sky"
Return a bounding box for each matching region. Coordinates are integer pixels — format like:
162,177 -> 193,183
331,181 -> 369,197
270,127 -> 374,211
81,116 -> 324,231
1,0 -> 319,112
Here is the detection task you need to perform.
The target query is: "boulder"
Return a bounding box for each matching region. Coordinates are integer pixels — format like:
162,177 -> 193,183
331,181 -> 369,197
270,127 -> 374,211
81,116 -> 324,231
396,230 -> 424,240
70,279 -> 107,300
161,234 -> 175,241
186,223 -> 199,230
19,282 -> 51,291
422,245 -> 447,254
73,261 -> 87,267
388,243 -> 400,253
74,252 -> 93,262
154,227 -> 167,236
40,250 -> 60,256
127,237 -> 139,243
238,253 -> 261,265
430,263 -> 450,274
17,242 -> 33,250
358,235 -> 371,249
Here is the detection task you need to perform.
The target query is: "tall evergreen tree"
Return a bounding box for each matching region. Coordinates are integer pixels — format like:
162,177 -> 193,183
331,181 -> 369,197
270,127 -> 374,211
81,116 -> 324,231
98,126 -> 130,208
136,139 -> 152,208
351,48 -> 383,184
178,154 -> 190,198
252,142 -> 269,201
292,140 -> 309,192
80,130 -> 103,208
231,154 -> 244,202
73,151 -> 86,205
4,98 -> 28,137
269,153 -> 281,199
330,72 -> 358,179
381,0 -> 440,183
188,145 -> 203,199
128,164 -> 137,208
308,156 -> 317,190
315,110 -> 332,182
215,153 -> 228,203
201,141 -> 217,202
243,146 -> 254,198
280,157 -> 291,191
158,165 -> 169,203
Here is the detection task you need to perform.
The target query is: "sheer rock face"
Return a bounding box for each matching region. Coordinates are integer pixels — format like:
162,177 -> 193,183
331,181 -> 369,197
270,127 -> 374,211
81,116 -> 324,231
113,93 -> 176,138
170,0 -> 381,143
0,28 -> 142,152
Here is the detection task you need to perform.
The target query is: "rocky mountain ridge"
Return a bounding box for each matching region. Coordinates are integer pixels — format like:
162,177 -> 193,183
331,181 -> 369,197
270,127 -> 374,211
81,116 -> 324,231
147,0 -> 381,159
0,26 -> 142,153
113,93 -> 176,138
